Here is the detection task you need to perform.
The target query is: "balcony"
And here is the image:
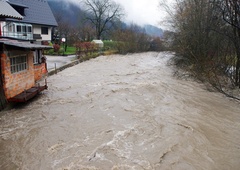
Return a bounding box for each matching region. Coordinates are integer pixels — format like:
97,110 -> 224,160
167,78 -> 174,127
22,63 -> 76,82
1,22 -> 33,41
2,31 -> 33,40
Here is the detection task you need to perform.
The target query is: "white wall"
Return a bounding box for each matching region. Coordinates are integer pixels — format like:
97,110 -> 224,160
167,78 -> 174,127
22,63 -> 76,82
33,25 -> 52,42
1,21 -> 7,35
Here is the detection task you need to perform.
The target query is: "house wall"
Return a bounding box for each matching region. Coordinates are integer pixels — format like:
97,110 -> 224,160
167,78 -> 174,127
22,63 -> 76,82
0,22 -> 2,36
0,49 -> 47,99
0,22 -> 53,42
34,62 -> 47,82
0,21 -> 6,36
33,25 -> 52,42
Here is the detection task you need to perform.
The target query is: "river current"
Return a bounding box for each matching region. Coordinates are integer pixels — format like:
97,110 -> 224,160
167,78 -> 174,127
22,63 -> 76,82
0,52 -> 240,170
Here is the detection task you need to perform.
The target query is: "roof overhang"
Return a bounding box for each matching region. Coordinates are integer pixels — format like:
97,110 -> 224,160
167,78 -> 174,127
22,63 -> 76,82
0,0 -> 23,19
0,39 -> 52,50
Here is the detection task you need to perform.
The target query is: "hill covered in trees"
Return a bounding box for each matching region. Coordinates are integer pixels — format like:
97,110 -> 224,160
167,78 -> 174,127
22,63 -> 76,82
48,0 -> 84,27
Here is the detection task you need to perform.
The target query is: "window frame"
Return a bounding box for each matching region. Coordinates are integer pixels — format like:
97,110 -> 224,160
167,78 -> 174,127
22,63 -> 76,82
11,23 -> 32,34
27,26 -> 32,33
16,25 -> 21,33
33,50 -> 42,65
41,27 -> 48,35
10,55 -> 28,74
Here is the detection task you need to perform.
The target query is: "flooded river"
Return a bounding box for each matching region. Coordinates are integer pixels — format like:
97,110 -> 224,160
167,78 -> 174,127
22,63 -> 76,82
0,52 -> 240,170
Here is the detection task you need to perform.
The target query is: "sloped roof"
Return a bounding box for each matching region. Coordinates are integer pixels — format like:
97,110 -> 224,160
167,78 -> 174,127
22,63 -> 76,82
7,0 -> 57,26
0,0 -> 23,19
0,38 -> 52,49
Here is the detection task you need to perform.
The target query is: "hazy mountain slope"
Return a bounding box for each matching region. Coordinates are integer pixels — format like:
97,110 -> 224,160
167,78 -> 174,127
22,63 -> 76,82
144,24 -> 163,38
48,0 -> 83,27
48,0 -> 163,38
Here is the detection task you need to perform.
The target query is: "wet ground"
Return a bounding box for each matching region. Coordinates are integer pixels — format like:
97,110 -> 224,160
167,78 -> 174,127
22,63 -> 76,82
46,55 -> 77,71
0,52 -> 240,170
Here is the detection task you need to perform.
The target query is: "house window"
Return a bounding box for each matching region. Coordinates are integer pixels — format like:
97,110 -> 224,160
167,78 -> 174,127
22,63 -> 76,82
10,55 -> 27,73
2,23 -> 33,40
8,24 -> 14,32
22,26 -> 27,33
41,27 -> 48,35
33,50 -> 42,64
27,26 -> 32,33
17,25 -> 21,32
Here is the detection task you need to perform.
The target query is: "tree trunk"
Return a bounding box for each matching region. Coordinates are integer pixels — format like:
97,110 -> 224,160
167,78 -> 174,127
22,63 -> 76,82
236,53 -> 240,87
97,34 -> 101,40
65,41 -> 67,52
234,29 -> 240,88
97,27 -> 101,39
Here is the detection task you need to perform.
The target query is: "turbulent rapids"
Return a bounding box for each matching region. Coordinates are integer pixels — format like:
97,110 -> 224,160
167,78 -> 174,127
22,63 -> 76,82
0,52 -> 240,170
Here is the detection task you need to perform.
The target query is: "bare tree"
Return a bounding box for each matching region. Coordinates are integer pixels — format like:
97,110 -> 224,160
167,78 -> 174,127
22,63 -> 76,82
167,1 -> 228,84
52,17 -> 76,53
112,24 -> 151,53
78,13 -> 96,41
219,0 -> 240,87
81,0 -> 124,39
162,0 -> 240,99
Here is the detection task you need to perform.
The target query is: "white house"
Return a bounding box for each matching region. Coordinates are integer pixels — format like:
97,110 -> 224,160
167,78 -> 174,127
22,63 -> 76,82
0,0 -> 57,44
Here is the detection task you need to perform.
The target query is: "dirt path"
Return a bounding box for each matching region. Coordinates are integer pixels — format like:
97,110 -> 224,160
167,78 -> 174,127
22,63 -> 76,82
0,52 -> 240,170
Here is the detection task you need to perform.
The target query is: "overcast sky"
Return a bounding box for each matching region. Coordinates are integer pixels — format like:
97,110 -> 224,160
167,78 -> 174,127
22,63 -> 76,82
113,0 -> 170,27
71,0 -> 173,27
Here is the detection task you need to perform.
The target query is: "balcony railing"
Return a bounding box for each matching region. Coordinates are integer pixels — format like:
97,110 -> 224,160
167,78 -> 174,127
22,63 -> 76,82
2,22 -> 34,41
2,31 -> 33,40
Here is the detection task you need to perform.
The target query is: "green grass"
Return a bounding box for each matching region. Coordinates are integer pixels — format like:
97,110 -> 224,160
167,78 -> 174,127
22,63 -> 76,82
45,46 -> 77,56
64,46 -> 76,55
45,42 -> 118,56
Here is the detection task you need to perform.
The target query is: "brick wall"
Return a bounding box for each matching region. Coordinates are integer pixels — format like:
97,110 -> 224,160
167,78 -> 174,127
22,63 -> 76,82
34,62 -> 47,82
1,50 -> 35,99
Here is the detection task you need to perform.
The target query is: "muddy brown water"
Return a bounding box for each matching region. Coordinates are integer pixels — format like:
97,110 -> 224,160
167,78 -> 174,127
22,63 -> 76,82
0,52 -> 240,170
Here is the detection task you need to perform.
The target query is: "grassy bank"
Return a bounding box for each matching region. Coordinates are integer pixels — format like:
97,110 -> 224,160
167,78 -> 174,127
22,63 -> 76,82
45,41 -> 117,56
45,46 -> 77,56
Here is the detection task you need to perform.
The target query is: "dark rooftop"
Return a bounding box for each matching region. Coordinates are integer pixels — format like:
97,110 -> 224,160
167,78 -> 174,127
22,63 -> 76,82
7,0 -> 57,26
7,1 -> 28,8
0,0 -> 23,19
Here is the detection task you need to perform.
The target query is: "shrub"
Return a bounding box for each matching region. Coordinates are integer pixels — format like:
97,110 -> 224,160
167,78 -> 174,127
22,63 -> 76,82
42,41 -> 49,45
75,42 -> 98,57
53,44 -> 60,52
